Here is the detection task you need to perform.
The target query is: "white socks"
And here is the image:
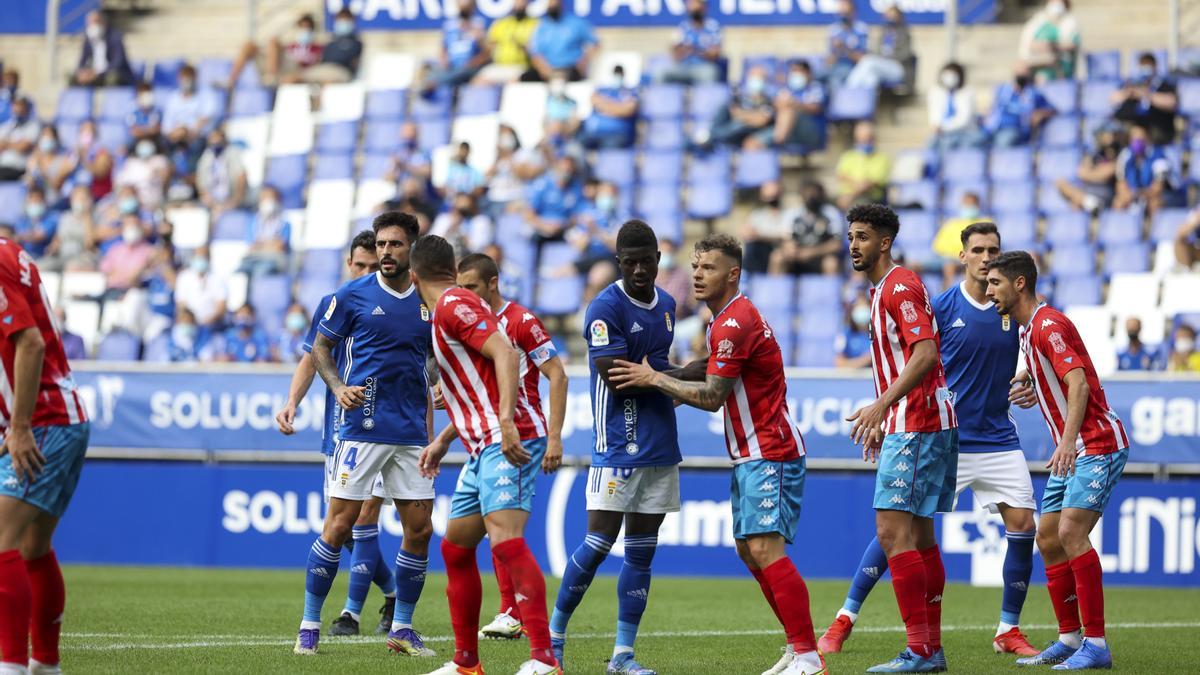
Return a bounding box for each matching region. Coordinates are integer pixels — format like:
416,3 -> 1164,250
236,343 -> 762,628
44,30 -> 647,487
1059,630 -> 1082,649
997,622 -> 1017,636
836,608 -> 858,623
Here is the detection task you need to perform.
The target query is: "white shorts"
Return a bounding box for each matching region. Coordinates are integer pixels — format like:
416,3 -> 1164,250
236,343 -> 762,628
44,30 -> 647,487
327,441 -> 434,501
322,455 -> 387,503
585,465 -> 680,514
953,449 -> 1037,513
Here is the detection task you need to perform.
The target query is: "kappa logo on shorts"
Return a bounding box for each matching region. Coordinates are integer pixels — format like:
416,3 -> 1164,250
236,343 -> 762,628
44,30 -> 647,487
758,498 -> 775,509
496,460 -> 514,471
759,480 -> 776,492
890,494 -> 906,504
758,514 -> 777,526
1086,494 -> 1099,504
495,476 -> 513,487
895,461 -> 910,472
496,491 -> 514,503
890,478 -> 908,488
762,465 -> 778,476
2,476 -> 18,490
1088,480 -> 1103,489
1091,465 -> 1104,475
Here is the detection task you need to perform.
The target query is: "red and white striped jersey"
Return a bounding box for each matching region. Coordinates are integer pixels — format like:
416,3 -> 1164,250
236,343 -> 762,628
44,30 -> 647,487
0,239 -> 87,431
431,288 -> 504,456
1021,304 -> 1129,456
868,266 -> 957,434
706,294 -> 805,464
497,300 -> 558,441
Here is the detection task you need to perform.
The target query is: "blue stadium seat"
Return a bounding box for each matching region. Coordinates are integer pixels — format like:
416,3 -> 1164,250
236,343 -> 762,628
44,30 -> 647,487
1103,242 -> 1151,275
640,150 -> 684,185
1081,115 -> 1109,147
213,209 -> 252,240
97,121 -> 131,152
921,273 -> 944,297
687,84 -> 730,123
746,275 -> 796,309
1086,50 -> 1122,81
315,121 -> 359,154
0,183 -> 27,223
1041,79 -> 1079,115
56,87 -> 92,122
1178,78 -> 1200,120
364,120 -> 402,153
538,241 -> 580,272
797,276 -> 843,309
250,275 -> 293,334
296,277 -> 329,315
894,210 -> 938,265
95,330 -> 142,361
1053,273 -> 1102,306
827,87 -> 877,122
98,87 -> 135,122
142,334 -> 170,363
642,118 -> 685,150
990,180 -> 1036,214
151,58 -> 185,88
942,179 -> 990,213
636,184 -> 682,216
641,85 -> 686,120
534,275 -> 585,316
234,63 -> 261,90
495,213 -> 527,242
129,59 -> 148,84
1052,244 -> 1098,276
312,154 -> 354,181
734,149 -> 779,189
891,180 -> 938,210
417,119 -> 451,151
689,149 -> 731,182
1037,147 -> 1082,182
643,209 -> 683,243
1044,213 -> 1090,248
993,210 -> 1038,250
410,89 -> 452,120
361,152 -> 393,180
1037,181 -> 1074,215
265,155 -> 309,209
302,248 -> 344,283
1081,81 -> 1119,117
942,148 -> 987,181
1097,210 -> 1143,247
795,338 -> 834,368
197,58 -> 232,90
686,179 -> 732,219
230,87 -> 273,117
989,147 -> 1034,181
365,90 -> 408,120
798,307 -> 840,340
593,148 -> 635,188
1038,115 -> 1081,148
455,85 -> 501,116
1151,208 -> 1191,242
55,121 -> 81,151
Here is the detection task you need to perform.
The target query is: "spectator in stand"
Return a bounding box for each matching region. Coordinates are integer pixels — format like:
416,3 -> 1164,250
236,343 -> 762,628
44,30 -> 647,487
196,126 -> 248,217
772,59 -> 827,149
421,0 -> 490,93
696,64 -> 774,150
128,83 -> 163,142
825,0 -> 869,89
1168,324 -> 1200,372
927,62 -> 983,152
392,175 -> 439,225
141,245 -> 177,342
220,304 -> 273,363
485,125 -> 526,218
99,213 -> 155,295
26,125 -> 77,204
568,179 -> 623,301
308,8 -> 364,83
238,186 -> 293,277
525,154 -> 583,242
739,181 -> 787,274
0,70 -> 22,124
476,0 -> 539,84
769,180 -> 842,276
834,292 -> 873,368
1057,122 -> 1122,215
55,307 -> 88,361
279,303 -> 310,364
544,72 -> 581,145
14,186 -> 57,258
1112,123 -> 1172,215
83,147 -> 115,201
932,191 -> 986,285
167,307 -> 216,362
579,65 -> 638,149
228,13 -> 323,88
845,2 -> 912,90
1174,207 -> 1200,270
72,10 -> 134,87
656,238 -> 698,322
95,185 -> 148,253
162,64 -> 217,165
834,120 -> 891,210
1018,0 -> 1080,81
385,121 -> 432,187
983,63 -> 1054,147
442,141 -> 486,201
657,0 -> 723,85
0,97 -> 39,181
41,184 -> 99,272
1117,317 -> 1166,371
525,0 -> 597,82
1112,51 -> 1179,145
175,247 -> 228,330
431,192 -> 492,257
484,242 -> 525,303
117,137 -> 172,212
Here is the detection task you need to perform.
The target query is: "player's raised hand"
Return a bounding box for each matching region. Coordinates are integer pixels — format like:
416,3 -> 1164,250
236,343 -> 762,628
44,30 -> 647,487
608,356 -> 658,390
275,402 -> 297,435
430,383 -> 446,410
334,384 -> 367,410
1047,441 -> 1077,478
1009,372 -> 1038,409
500,421 -> 530,466
2,426 -> 45,483
862,433 -> 883,463
418,440 -> 449,479
542,436 -> 563,474
846,400 -> 886,448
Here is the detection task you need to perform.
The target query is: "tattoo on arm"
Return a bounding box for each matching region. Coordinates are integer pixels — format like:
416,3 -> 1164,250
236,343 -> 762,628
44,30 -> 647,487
312,333 -> 346,391
663,358 -> 709,382
653,373 -> 735,412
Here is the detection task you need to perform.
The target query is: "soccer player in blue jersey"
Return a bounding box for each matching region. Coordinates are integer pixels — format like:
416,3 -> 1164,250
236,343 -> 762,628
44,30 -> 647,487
293,212 -> 437,658
819,222 -> 1043,659
275,230 -> 401,636
550,220 -> 681,675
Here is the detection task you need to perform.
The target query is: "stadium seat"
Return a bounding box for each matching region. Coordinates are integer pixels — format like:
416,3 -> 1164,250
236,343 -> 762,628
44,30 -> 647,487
594,50 -> 643,87
1081,81 -> 1119,117
213,209 -> 252,241
312,153 -> 354,181
411,88 -> 452,120
1041,79 -> 1079,115
890,180 -> 938,211
142,334 -> 170,363
1161,275 -> 1200,314
746,275 -> 796,309
62,300 -> 100,353
55,87 -> 92,122
798,307 -> 841,340
534,274 -> 585,316
354,179 -> 398,217
1112,308 -> 1166,346
151,58 -> 185,88
641,118 -> 686,150
499,82 -> 548,148
318,82 -> 365,123
797,276 -> 842,309
249,275 -> 292,333
641,85 -> 686,120
449,113 -> 499,171
1150,208 -> 1190,242
594,149 -> 636,188
740,55 -> 780,84
686,179 -> 733,219
1086,50 -> 1122,81
61,271 -> 106,300
301,248 -> 344,283
360,152 -> 393,180
827,87 -> 877,122
0,182 -> 27,224
990,180 -> 1036,214
230,87 -> 274,117
993,210 -> 1038,250
364,119 -> 402,154
303,180 -> 354,248
225,115 -> 270,188
165,206 -> 211,250
40,272 -> 61,308
1044,212 -> 1090,247
97,121 -> 131,152
417,118 -> 451,151
942,149 -> 987,181
642,209 -> 683,243
55,121 -> 81,152
1037,181 -> 1074,215
264,155 -> 308,209
364,53 -> 418,91
1053,273 -> 1102,306
640,150 -> 684,185
1097,210 -> 1143,247
734,149 -> 780,189
989,147 -> 1034,181
795,338 -> 834,368
1103,242 -> 1151,274
267,86 -> 314,156
197,58 -> 232,90
1037,147 -> 1082,182
894,210 -> 938,266
922,273 -> 944,297
364,89 -> 408,121
636,183 -> 681,216
95,330 -> 142,361
314,121 -> 359,154
537,242 -> 580,274
1126,49 -> 1168,77
941,179 -> 990,213
1179,78 -> 1200,119
98,87 -> 135,122
1106,273 -> 1160,309
456,85 -> 501,116
687,84 -> 730,123
689,149 -> 731,182
1038,115 -> 1081,148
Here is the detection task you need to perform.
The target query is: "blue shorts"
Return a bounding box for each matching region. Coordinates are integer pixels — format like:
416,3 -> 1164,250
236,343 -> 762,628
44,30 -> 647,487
731,457 -> 805,544
1041,447 -> 1128,514
449,437 -> 547,519
872,428 -> 959,519
0,423 -> 90,518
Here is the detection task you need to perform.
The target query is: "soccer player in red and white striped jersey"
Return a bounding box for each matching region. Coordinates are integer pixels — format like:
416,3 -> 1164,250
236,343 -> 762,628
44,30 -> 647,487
0,239 -> 90,674
844,205 -> 958,673
456,253 -> 568,641
986,251 -> 1127,670
609,234 -> 824,675
411,235 -> 561,675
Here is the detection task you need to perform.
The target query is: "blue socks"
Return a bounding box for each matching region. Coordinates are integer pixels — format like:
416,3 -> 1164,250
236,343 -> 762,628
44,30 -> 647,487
390,548 -> 428,630
550,532 -> 614,636
301,538 -> 341,628
343,525 -> 383,619
615,534 -> 658,657
841,536 -> 889,617
373,544 -> 397,596
1000,528 -> 1036,628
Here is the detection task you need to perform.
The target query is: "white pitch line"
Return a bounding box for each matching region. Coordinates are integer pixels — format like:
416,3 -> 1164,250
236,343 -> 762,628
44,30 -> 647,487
62,622 -> 1200,652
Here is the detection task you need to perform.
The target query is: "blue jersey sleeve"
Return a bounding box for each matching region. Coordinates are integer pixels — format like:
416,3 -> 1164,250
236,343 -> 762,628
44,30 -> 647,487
932,287 -> 954,329
318,286 -> 354,341
303,294 -> 333,353
584,297 -> 627,359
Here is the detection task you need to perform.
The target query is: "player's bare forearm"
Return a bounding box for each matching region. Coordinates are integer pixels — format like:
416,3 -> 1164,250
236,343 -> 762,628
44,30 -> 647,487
664,358 -> 709,382
878,339 -> 938,409
286,352 -> 317,408
480,332 -> 521,423
595,356 -> 658,395
434,422 -> 459,447
1059,369 -> 1090,453
540,357 -> 569,444
426,390 -> 434,443
649,372 -> 734,413
311,333 -> 347,391
9,327 -> 45,430
425,352 -> 439,385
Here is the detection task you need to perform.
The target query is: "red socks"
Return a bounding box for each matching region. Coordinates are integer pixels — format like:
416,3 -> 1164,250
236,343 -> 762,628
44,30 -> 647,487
442,540 -> 482,668
887,550 -> 931,658
919,546 -> 945,651
492,551 -> 522,622
1045,560 -> 1082,635
0,549 -> 31,666
761,558 -> 817,654
1070,549 -> 1105,638
26,550 -> 64,666
492,538 -> 554,665
750,567 -> 786,625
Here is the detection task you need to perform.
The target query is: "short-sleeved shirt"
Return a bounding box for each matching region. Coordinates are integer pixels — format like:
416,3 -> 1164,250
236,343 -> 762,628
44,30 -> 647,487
246,213 -> 292,249
304,292 -> 346,456
1021,304 -> 1129,455
1116,147 -> 1172,191
1117,343 -> 1166,371
836,328 -> 871,360
126,106 -> 162,132
1119,75 -> 1177,141
497,300 -> 558,440
584,87 -> 637,138
444,160 -> 485,197
828,19 -> 869,66
675,18 -> 722,65
222,327 -> 272,363
13,214 -> 58,258
529,15 -> 597,70
430,288 -> 504,456
317,272 -> 431,446
162,90 -> 216,134
836,149 -> 891,198
0,116 -> 40,171
584,282 -> 681,468
986,83 -> 1052,137
443,16 -> 487,69
321,35 -> 363,72
489,15 -> 539,67
706,294 -> 804,464
526,175 -> 583,222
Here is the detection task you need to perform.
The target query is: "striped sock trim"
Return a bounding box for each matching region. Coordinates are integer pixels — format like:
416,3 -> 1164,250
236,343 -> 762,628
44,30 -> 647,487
395,551 -> 428,570
351,525 -> 379,540
312,539 -> 341,563
1005,530 -> 1037,540
584,534 -> 615,553
624,535 -> 658,548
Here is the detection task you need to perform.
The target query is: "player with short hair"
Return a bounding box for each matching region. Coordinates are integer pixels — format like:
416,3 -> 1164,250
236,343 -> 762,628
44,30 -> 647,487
0,240 -> 88,675
550,220 -> 681,675
274,230 -> 400,636
985,251 -> 1128,671
819,222 -> 1042,658
608,233 -> 825,675
410,235 -> 561,675
294,212 -> 437,658
456,252 -> 567,641
844,204 -> 958,673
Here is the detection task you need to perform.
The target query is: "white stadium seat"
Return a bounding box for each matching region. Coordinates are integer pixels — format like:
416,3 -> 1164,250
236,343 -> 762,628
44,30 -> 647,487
226,115 -> 271,189
1160,274 -> 1200,315
364,53 -> 417,91
451,113 -> 500,174
62,299 -> 101,354
1105,273 -> 1159,310
499,82 -> 547,149
565,81 -> 595,119
318,82 -> 365,123
209,240 -> 250,280
225,271 -> 250,311
284,208 -> 306,251
1112,309 -> 1167,347
303,180 -> 355,249
40,271 -> 61,309
60,271 -> 106,300
355,179 -> 397,218
165,206 -> 211,250
268,85 -> 314,156
593,51 -> 643,86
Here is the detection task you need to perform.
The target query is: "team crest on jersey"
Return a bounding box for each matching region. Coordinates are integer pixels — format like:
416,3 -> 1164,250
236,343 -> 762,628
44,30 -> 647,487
420,304 -> 430,322
323,296 -> 337,320
900,300 -> 918,323
1048,332 -> 1067,354
590,320 -> 610,346
1001,314 -> 1011,331
625,442 -> 639,455
362,419 -> 375,430
664,312 -> 673,332
454,303 -> 478,325
716,339 -> 734,359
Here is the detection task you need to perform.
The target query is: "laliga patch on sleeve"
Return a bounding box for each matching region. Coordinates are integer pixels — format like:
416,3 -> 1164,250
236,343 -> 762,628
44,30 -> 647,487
323,296 -> 337,320
590,319 -> 610,347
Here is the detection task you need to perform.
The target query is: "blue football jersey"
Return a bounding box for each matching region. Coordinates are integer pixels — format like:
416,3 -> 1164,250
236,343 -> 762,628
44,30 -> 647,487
303,293 -> 342,456
583,282 -> 681,468
933,282 -> 1022,453
317,273 -> 432,447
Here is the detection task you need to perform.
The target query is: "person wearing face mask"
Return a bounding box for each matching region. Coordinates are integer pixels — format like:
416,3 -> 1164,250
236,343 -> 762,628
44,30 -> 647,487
932,192 -> 988,286
421,0 -> 491,94
116,136 -> 171,211
1018,0 -> 1080,81
127,83 -> 162,142
835,120 -> 891,211
72,10 -> 134,87
1056,123 -> 1122,215
657,0 -> 723,85
476,0 -> 540,84
196,126 -> 248,216
278,303 -> 312,364
567,180 -> 624,302
384,121 -> 433,188
525,155 -> 583,243
14,187 -> 59,258
1112,123 -> 1174,216
238,185 -> 293,277
525,0 -> 598,82
162,63 -> 217,163
770,180 -> 844,276
0,70 -> 22,125
927,62 -> 983,153
27,126 -> 77,203
0,97 -> 40,181
1116,317 -> 1166,371
431,193 -> 493,257
542,71 -> 581,145
772,59 -> 828,150
739,181 -> 788,274
99,213 -> 155,295
983,64 -> 1055,148
1112,52 -> 1179,145
304,8 -> 363,84
166,307 -> 216,363
41,185 -> 99,272
834,293 -> 874,369
176,246 -> 229,330
578,66 -> 638,150
485,125 -> 526,218
845,2 -> 913,91
698,64 -> 775,151
442,141 -> 487,202
825,0 -> 869,89
1169,324 -> 1200,373
230,13 -> 323,89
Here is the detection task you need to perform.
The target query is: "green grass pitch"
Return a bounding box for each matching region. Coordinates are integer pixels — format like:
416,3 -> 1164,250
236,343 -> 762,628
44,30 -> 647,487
61,565 -> 1199,673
